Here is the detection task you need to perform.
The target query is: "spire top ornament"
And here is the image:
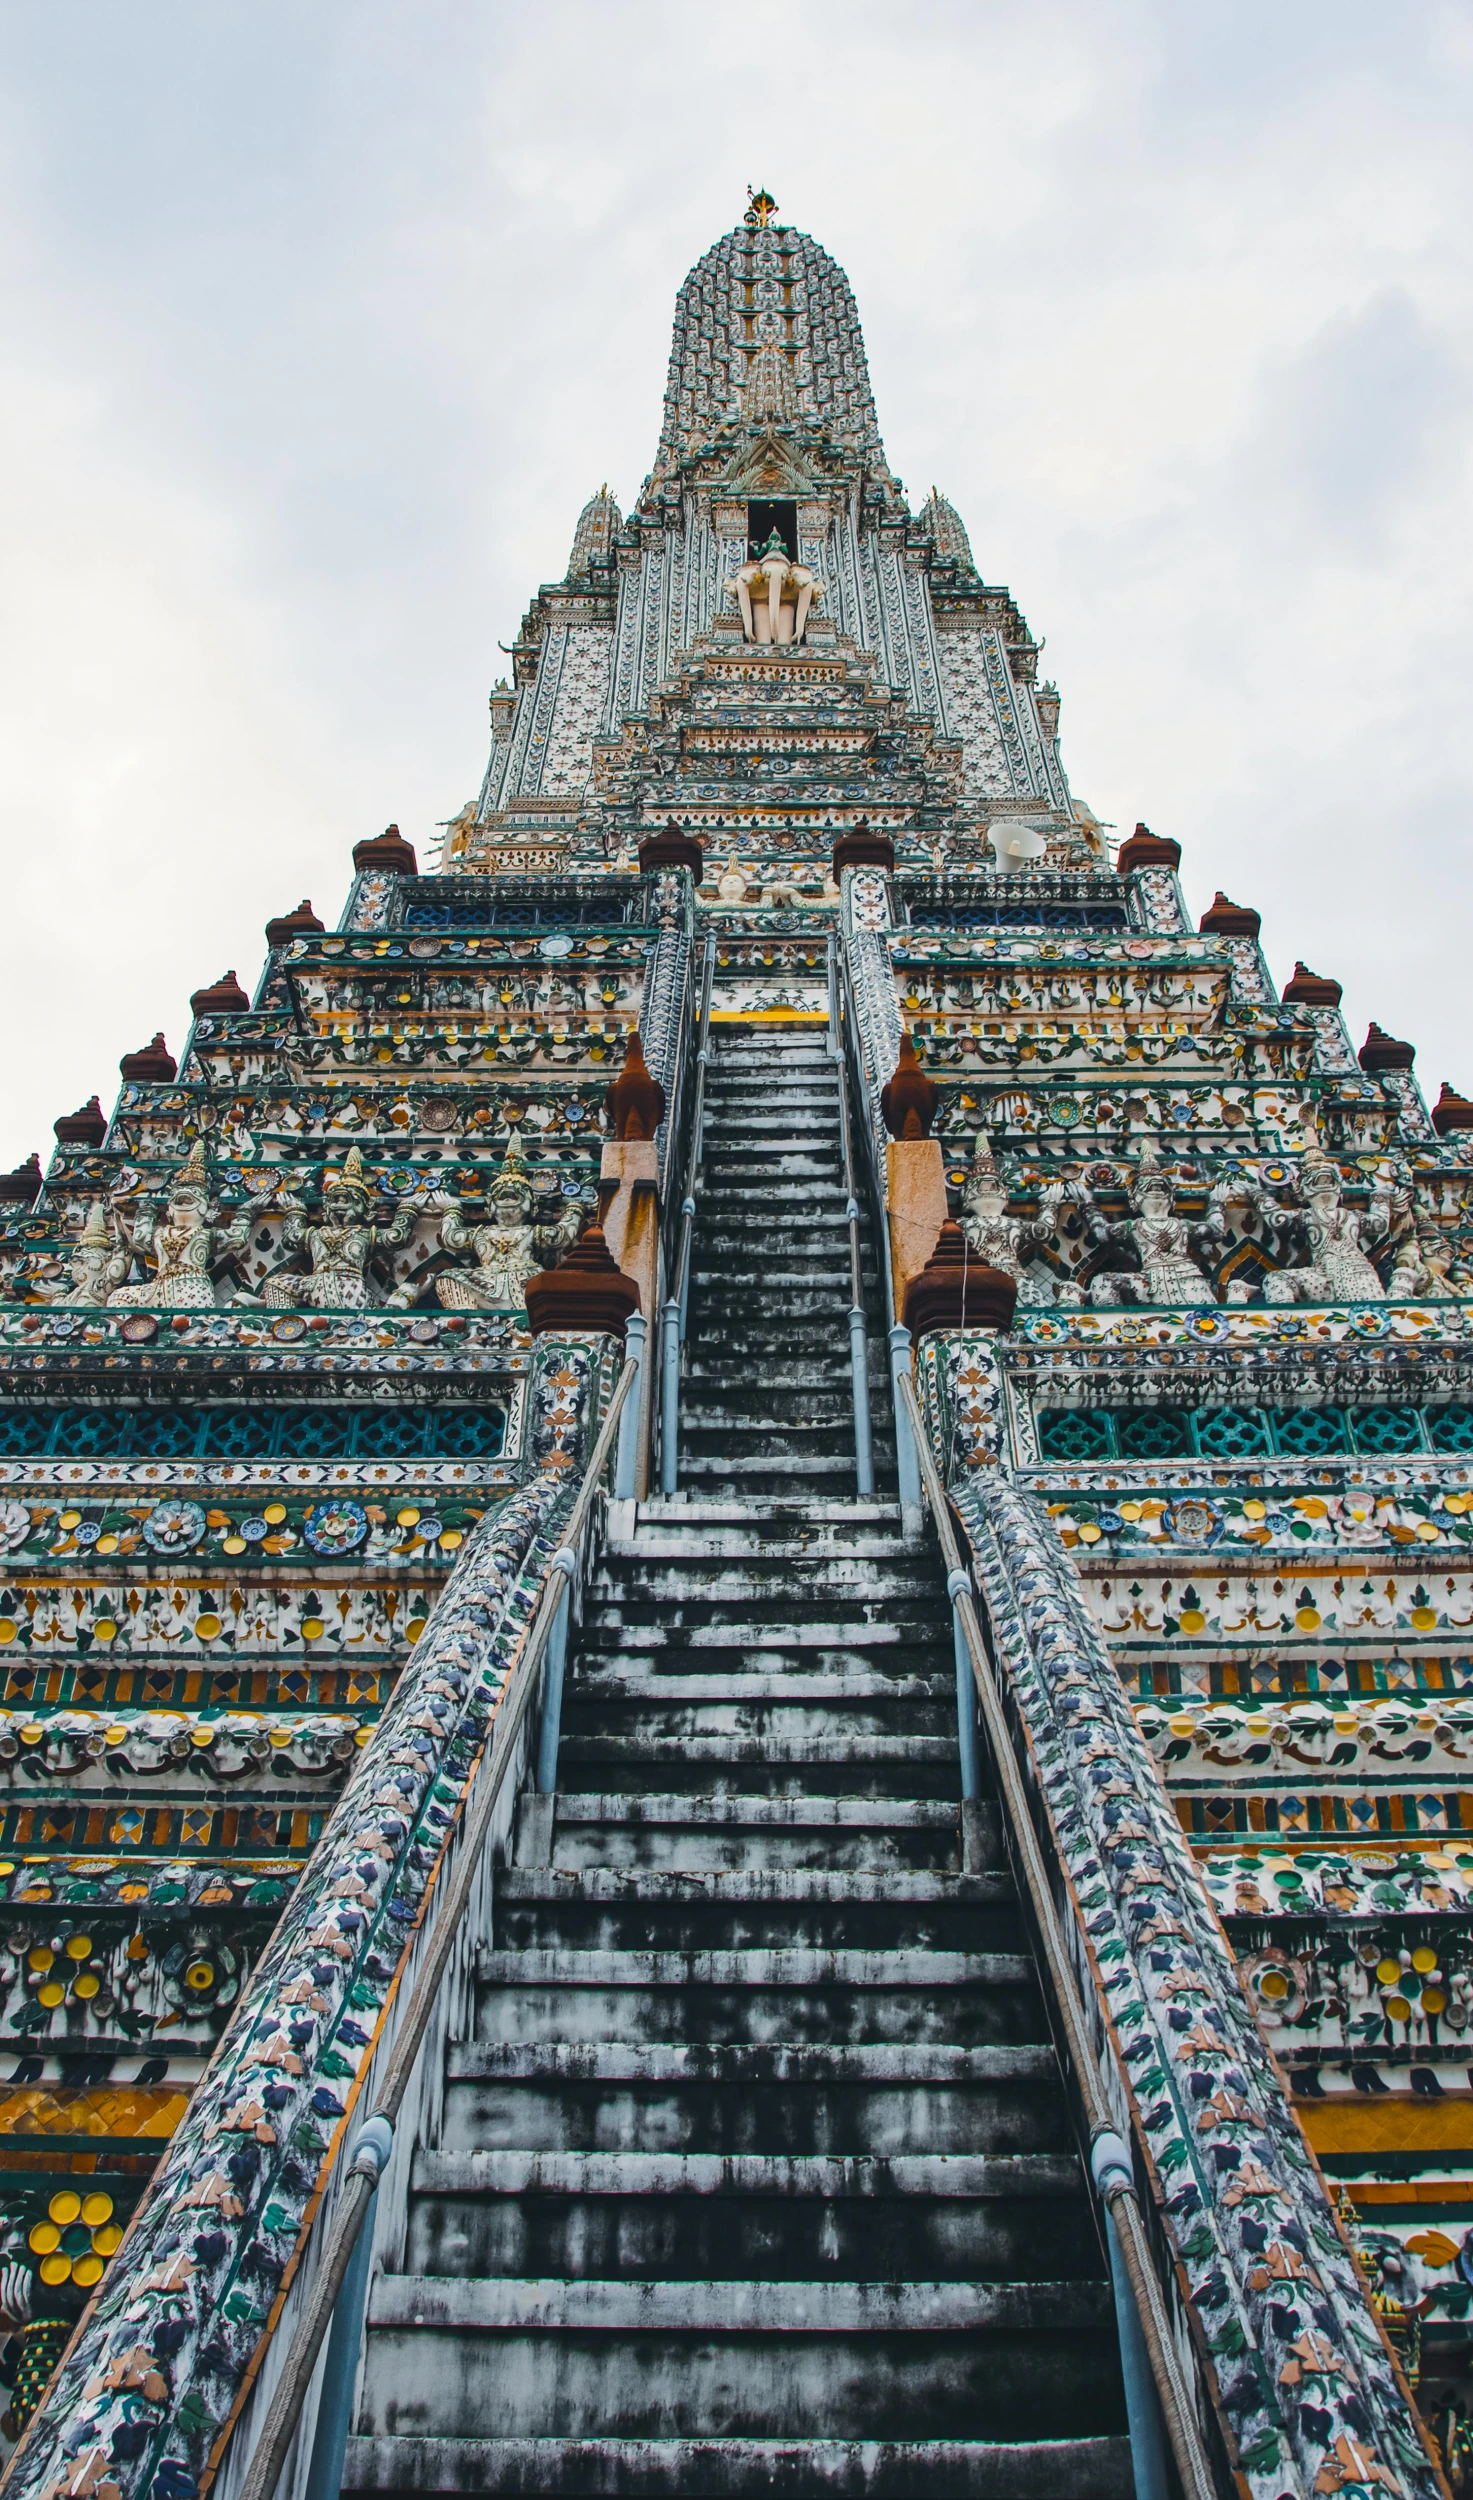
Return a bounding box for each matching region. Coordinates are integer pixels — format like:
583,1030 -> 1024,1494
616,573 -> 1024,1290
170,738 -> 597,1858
745,186 -> 778,228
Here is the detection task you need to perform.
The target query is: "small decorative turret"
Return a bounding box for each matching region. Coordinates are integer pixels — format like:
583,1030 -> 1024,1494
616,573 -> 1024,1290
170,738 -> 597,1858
189,971 -> 249,1017
265,899 -> 325,949
1359,1022 -> 1415,1073
1115,821 -> 1182,874
352,823 -> 417,876
881,1035 -> 938,1141
53,1097 -> 106,1147
1433,1082 -> 1473,1135
568,485 -> 622,575
119,1033 -> 177,1082
1199,893 -> 1261,939
524,1224 -> 640,1339
922,488 -> 976,573
902,1220 -> 1017,1338
1281,961 -> 1342,1008
0,1153 -> 41,1206
832,818 -> 895,876
606,1031 -> 666,1141
638,820 -> 704,878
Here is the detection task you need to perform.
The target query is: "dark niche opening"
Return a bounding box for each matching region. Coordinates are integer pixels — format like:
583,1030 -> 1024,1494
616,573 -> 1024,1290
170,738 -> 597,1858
747,500 -> 797,560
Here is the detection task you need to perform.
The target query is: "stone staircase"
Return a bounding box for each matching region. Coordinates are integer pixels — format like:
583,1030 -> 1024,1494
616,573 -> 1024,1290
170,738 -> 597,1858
346,1023 -> 1129,2500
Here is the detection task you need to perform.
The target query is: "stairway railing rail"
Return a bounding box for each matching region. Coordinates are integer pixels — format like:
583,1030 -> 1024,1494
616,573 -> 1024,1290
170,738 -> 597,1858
658,932 -> 717,1495
231,1354 -> 640,2500
895,1365 -> 1221,2500
826,935 -> 874,1497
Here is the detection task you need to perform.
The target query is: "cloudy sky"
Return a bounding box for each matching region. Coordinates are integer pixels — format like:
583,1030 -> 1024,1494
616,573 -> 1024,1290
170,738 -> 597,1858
0,1 -> 1470,1166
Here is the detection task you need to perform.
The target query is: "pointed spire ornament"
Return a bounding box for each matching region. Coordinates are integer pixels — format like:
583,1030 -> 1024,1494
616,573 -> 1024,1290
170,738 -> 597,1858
324,1145 -> 368,1198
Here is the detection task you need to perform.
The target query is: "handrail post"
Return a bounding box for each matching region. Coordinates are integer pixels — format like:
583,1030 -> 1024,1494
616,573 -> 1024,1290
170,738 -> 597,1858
946,1564 -> 981,1799
847,1293 -> 874,1498
615,1311 -> 646,1501
1092,2132 -> 1171,2500
534,1546 -> 578,1794
300,2116 -> 393,2500
660,1299 -> 682,1495
888,1323 -> 922,1509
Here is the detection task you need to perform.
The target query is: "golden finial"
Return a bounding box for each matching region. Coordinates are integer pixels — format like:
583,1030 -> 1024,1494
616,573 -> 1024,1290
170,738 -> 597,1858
745,186 -> 777,229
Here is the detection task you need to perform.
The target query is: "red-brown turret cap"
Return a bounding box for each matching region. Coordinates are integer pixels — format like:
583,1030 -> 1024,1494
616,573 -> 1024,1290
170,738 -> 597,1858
1358,1023 -> 1415,1073
1199,892 -> 1261,939
1433,1083 -> 1473,1136
0,1154 -> 42,1206
119,1033 -> 177,1083
606,1030 -> 666,1141
266,899 -> 325,950
832,818 -> 896,875
54,1098 -> 106,1147
637,821 -> 704,877
524,1224 -> 641,1339
881,1034 -> 938,1141
903,1220 -> 1017,1338
352,823 -> 418,875
189,971 -> 250,1017
1115,821 -> 1182,874
1281,962 -> 1342,1008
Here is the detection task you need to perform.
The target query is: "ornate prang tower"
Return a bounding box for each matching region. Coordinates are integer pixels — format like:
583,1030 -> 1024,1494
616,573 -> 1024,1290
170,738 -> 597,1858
0,195 -> 1464,2500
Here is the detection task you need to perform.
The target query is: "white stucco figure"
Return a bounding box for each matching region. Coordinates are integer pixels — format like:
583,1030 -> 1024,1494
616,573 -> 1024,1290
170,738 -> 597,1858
260,1147 -> 414,1310
107,1141 -> 249,1310
436,1136 -> 580,1310
727,529 -> 823,646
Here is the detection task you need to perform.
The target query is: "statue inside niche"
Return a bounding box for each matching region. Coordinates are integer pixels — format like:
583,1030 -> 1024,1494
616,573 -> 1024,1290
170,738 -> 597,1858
436,1134 -> 581,1310
107,1140 -> 251,1309
1084,1147 -> 1215,1307
1388,1223 -> 1458,1299
257,1146 -> 415,1310
959,1131 -> 1057,1305
727,529 -> 823,647
715,858 -> 754,904
962,1151 -> 1084,1307
42,1201 -> 122,1307
1264,1118 -> 1392,1304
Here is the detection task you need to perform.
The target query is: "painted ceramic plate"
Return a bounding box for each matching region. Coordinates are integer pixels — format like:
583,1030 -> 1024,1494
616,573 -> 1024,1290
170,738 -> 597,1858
143,1501 -> 207,1554
119,1315 -> 158,1344
303,1500 -> 369,1556
0,1502 -> 31,1553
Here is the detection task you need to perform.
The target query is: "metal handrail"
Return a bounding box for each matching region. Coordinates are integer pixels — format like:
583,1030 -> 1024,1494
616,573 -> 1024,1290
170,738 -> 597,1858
827,938 -> 874,1497
235,1356 -> 639,2500
660,934 -> 717,1494
894,1367 -> 1218,2500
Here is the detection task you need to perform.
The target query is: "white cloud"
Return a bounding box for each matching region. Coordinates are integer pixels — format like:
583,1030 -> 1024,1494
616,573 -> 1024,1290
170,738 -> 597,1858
0,0 -> 1471,1161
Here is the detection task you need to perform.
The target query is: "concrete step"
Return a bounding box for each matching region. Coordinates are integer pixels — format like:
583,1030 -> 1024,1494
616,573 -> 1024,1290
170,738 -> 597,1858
405,2149 -> 1092,2283
441,2038 -> 1069,2158
474,1950 -> 1043,2048
495,1867 -> 1010,1955
360,2275 -> 1121,2441
344,2431 -> 1135,2498
546,1792 -> 984,1873
568,1671 -> 950,1702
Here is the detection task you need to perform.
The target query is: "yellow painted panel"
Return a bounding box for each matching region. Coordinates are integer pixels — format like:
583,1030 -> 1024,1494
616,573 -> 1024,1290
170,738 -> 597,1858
1296,2098 -> 1473,2155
